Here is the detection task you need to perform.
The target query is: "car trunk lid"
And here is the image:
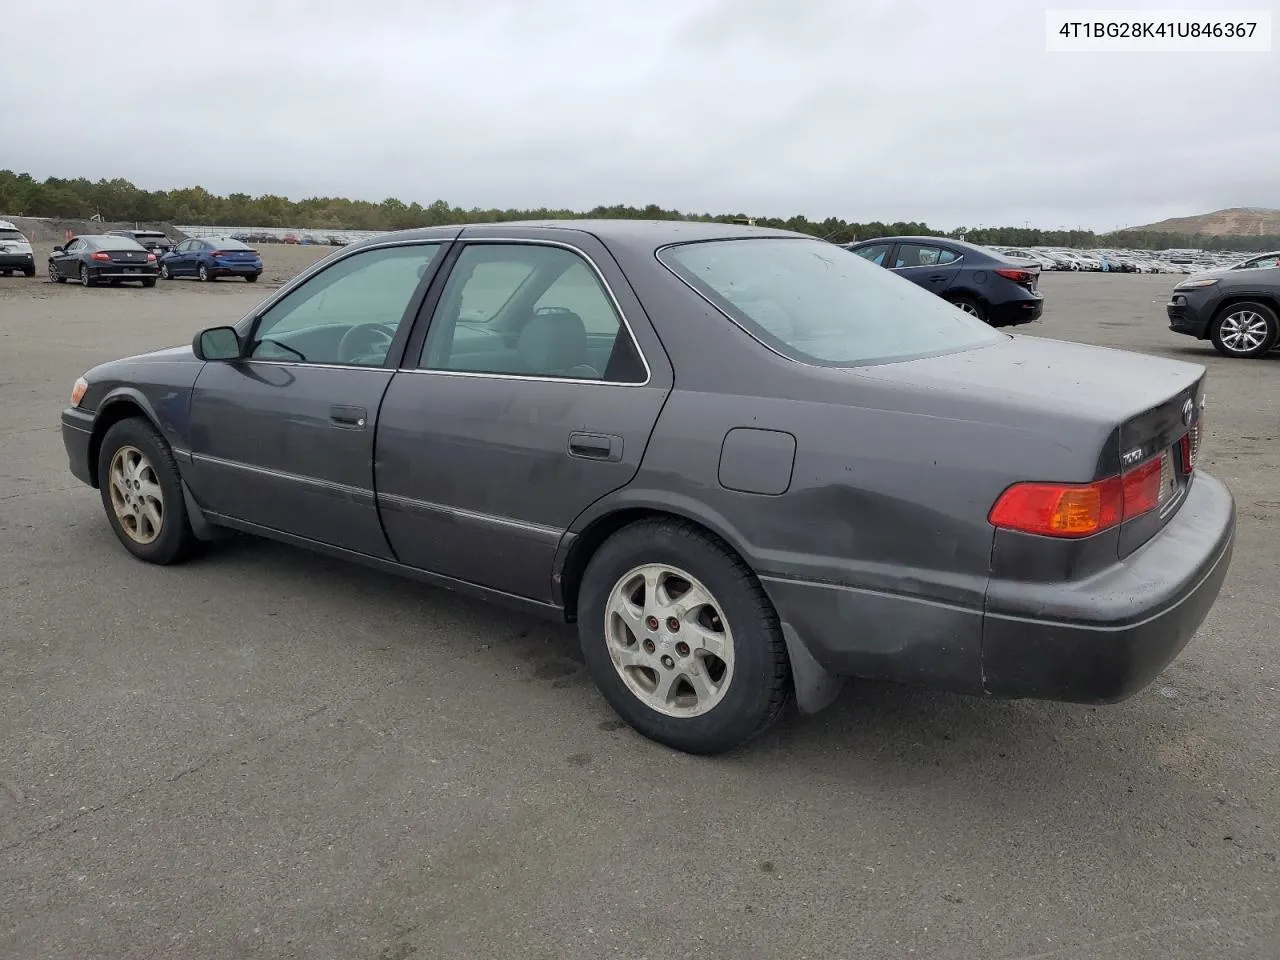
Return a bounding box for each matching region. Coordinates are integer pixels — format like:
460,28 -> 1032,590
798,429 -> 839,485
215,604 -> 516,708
853,334 -> 1206,556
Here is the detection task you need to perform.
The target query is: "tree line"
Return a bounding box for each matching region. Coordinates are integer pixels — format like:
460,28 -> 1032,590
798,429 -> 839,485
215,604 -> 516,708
2,169 -> 1276,252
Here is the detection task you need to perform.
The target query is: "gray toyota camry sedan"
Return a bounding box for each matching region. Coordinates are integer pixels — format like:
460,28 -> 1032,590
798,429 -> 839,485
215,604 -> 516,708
61,220 -> 1236,754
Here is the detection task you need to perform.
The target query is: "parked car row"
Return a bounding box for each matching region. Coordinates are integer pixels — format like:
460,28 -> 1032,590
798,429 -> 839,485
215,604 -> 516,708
984,245 -> 1272,275
44,234 -> 263,287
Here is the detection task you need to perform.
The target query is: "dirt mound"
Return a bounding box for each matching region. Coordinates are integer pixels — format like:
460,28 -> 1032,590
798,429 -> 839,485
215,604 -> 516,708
0,215 -> 188,243
1125,206 -> 1280,237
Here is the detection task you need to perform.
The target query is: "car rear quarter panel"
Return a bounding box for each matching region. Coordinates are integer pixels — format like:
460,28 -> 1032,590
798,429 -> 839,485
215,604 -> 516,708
587,240 -> 1127,689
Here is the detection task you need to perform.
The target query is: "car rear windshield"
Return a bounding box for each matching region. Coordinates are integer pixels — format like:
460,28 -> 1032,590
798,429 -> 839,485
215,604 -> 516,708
133,233 -> 169,241
0,228 -> 26,240
210,238 -> 251,250
658,237 -> 1004,366
94,237 -> 146,251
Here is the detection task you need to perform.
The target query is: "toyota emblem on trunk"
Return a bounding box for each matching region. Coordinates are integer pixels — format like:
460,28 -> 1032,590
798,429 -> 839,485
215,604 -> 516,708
1181,398 -> 1195,425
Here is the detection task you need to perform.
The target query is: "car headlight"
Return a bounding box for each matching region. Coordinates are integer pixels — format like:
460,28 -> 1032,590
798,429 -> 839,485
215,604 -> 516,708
70,376 -> 89,407
1174,278 -> 1220,290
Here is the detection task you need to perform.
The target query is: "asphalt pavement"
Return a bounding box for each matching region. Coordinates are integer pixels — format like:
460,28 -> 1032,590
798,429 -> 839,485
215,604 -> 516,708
1,269 -> 1277,959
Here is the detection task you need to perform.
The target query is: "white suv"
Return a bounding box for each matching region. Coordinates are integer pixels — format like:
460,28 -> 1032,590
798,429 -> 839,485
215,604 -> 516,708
0,219 -> 36,277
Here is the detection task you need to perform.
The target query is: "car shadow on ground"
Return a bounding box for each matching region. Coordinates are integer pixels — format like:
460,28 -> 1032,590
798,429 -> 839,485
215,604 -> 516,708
181,532 -> 1200,784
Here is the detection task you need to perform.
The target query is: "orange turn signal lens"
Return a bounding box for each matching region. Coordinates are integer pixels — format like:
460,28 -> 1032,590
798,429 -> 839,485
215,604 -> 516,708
70,376 -> 88,407
989,477 -> 1122,538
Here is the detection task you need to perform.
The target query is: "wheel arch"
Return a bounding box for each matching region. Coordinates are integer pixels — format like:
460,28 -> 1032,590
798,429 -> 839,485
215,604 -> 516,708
555,494 -> 756,623
1212,292 -> 1280,325
86,390 -> 164,487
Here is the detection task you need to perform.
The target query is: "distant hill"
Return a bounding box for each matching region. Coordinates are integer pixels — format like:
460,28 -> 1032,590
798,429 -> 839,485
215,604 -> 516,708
1124,207 -> 1280,237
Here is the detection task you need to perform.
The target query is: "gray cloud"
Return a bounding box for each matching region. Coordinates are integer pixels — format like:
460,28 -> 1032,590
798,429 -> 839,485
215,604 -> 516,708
3,0 -> 1276,229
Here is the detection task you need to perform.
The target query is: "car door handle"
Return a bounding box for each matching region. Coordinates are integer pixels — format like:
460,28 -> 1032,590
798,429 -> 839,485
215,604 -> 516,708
330,405 -> 368,428
568,432 -> 623,462
929,274 -> 948,281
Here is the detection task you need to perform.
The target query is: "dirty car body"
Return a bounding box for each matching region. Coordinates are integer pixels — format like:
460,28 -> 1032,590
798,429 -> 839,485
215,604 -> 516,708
61,221 -> 1236,754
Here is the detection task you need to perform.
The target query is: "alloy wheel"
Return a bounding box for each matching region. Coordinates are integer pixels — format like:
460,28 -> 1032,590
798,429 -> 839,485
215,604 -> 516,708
603,563 -> 735,718
108,445 -> 164,545
1218,310 -> 1271,354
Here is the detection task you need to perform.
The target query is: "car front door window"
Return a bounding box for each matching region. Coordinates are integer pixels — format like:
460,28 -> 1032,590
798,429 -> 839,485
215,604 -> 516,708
249,243 -> 443,366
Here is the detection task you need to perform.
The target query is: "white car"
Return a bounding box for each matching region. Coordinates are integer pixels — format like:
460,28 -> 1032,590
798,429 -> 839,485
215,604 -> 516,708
0,219 -> 36,277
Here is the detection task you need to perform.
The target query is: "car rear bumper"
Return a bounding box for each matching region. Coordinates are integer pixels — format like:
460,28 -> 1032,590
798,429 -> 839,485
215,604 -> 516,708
211,262 -> 263,275
987,295 -> 1044,326
89,266 -> 160,279
982,471 -> 1235,701
61,407 -> 95,486
0,253 -> 34,268
762,470 -> 1235,705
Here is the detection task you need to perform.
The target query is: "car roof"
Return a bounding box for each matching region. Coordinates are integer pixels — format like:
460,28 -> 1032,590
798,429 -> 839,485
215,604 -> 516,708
0,219 -> 19,230
344,219 -> 809,257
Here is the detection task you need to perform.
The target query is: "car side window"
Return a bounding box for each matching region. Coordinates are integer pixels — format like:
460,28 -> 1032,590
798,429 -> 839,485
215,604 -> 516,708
67,239 -> 84,253
935,248 -> 958,264
420,243 -> 645,383
894,244 -> 947,268
851,243 -> 890,266
248,243 -> 443,367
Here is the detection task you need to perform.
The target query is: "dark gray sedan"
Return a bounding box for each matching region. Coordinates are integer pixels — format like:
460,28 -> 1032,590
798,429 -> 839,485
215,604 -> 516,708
61,221 -> 1236,754
1167,264 -> 1280,358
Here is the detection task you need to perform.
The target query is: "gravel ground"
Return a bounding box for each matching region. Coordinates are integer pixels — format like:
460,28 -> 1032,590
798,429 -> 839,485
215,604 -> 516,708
1,263 -> 1277,960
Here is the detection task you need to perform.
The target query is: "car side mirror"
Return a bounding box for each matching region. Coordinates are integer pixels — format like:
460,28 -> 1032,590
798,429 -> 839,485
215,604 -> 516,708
192,326 -> 242,361
52,245 -> 63,254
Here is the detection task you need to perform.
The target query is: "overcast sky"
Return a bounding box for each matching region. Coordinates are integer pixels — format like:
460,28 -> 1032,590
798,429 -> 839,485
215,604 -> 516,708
3,0 -> 1276,230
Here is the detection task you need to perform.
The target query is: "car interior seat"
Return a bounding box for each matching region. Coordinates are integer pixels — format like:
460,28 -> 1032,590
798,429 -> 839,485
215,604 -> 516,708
517,308 -> 600,378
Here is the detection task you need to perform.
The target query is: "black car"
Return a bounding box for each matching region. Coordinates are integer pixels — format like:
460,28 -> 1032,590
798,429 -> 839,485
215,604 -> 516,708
1167,268 -> 1280,358
48,234 -> 159,287
59,220 -> 1233,755
106,229 -> 176,257
844,236 -> 1044,327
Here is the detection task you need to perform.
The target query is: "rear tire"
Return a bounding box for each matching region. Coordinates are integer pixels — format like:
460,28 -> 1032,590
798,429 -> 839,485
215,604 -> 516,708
198,263 -> 212,282
141,278 -> 157,288
96,417 -> 200,565
80,264 -> 95,287
577,519 -> 791,755
244,274 -> 259,283
23,266 -> 36,278
1210,302 -> 1278,359
949,295 -> 986,323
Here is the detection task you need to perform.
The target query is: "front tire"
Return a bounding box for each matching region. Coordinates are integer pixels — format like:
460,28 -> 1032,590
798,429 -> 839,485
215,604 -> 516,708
49,261 -> 65,283
96,417 -> 200,565
1210,302 -> 1278,359
577,519 -> 791,755
159,263 -> 171,280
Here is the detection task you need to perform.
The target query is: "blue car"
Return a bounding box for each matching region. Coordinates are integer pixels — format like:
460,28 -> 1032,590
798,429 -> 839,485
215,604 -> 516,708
844,236 -> 1045,327
160,237 -> 263,283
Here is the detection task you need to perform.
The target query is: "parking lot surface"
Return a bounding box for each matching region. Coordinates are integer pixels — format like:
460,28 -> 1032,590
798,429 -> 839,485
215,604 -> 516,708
2,259 -> 1278,960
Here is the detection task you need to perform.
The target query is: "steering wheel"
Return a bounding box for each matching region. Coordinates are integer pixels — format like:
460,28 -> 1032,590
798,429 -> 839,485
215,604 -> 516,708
336,323 -> 397,365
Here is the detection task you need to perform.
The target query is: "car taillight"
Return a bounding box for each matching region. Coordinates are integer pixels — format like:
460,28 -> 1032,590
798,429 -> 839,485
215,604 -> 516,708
994,267 -> 1036,283
211,250 -> 225,258
91,251 -> 110,261
1180,415 -> 1202,472
989,449 -> 1175,538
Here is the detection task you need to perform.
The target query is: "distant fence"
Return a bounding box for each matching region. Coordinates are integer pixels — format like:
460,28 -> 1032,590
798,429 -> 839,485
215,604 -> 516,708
176,225 -> 389,243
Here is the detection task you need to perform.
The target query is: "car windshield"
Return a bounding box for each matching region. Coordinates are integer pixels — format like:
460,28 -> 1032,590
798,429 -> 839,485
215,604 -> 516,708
658,237 -> 1004,366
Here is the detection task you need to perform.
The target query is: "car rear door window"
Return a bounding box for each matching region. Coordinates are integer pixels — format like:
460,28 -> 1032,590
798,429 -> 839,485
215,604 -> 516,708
851,242 -> 891,266
248,243 -> 443,366
894,244 -> 951,268
420,243 -> 646,382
